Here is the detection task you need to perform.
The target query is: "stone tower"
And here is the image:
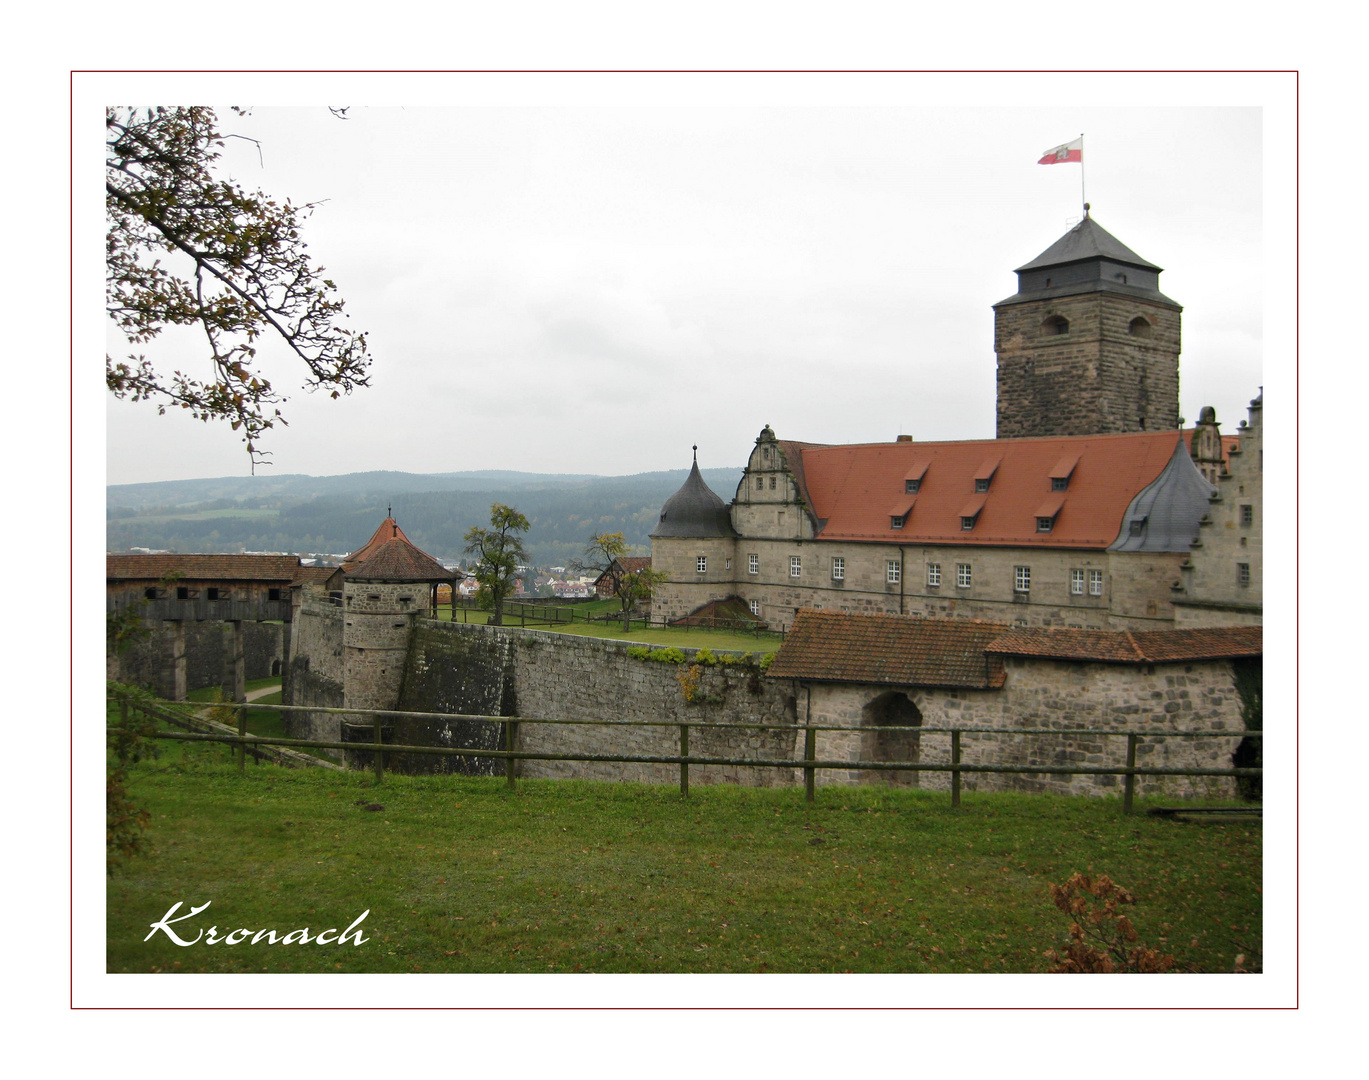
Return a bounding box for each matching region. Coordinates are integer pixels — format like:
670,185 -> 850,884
994,214 -> 1182,438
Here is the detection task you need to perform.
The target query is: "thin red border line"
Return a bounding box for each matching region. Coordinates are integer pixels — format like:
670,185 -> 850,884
74,71 -> 1292,1012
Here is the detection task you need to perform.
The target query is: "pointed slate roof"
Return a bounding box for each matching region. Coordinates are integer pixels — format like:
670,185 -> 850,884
1016,216 -> 1161,273
996,215 -> 1179,308
650,453 -> 737,539
1108,439 -> 1217,552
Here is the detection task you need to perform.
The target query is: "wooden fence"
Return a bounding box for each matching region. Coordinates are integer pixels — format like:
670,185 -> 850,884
109,691 -> 1261,814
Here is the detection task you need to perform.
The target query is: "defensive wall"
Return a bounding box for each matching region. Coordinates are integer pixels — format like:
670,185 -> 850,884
284,600 -> 1252,797
112,619 -> 285,699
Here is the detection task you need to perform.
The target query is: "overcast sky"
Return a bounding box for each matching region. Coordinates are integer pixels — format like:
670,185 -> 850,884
100,78 -> 1280,487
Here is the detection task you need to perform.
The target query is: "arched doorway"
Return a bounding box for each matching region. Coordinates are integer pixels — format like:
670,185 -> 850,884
861,691 -> 922,786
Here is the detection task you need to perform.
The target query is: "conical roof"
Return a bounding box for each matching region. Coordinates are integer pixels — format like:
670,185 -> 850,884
342,516 -> 414,572
650,455 -> 736,539
347,536 -> 453,582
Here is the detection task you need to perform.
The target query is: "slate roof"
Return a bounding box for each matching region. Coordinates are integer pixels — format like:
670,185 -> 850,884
781,430 -> 1198,549
107,554 -> 301,582
346,536 -> 453,582
986,625 -> 1262,664
651,459 -> 737,539
1015,216 -> 1161,273
766,610 -> 1009,689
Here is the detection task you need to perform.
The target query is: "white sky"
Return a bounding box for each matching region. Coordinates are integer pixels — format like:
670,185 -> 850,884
98,78 -> 1278,485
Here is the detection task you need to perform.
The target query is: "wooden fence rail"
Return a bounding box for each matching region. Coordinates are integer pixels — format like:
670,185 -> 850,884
109,693 -> 1260,814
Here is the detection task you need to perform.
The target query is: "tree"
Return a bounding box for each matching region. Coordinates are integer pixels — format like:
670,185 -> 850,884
574,532 -> 667,631
463,505 -> 530,627
106,107 -> 372,468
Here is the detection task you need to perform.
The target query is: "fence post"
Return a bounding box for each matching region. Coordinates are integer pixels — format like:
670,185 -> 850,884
505,720 -> 518,790
804,725 -> 816,803
371,714 -> 385,785
680,723 -> 690,797
951,730 -> 962,808
1123,733 -> 1138,814
237,705 -> 247,773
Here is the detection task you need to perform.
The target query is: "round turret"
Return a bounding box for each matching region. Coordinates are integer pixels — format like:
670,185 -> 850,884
650,450 -> 736,539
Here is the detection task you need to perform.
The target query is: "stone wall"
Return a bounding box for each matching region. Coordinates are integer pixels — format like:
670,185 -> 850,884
995,293 -> 1181,438
802,654 -> 1245,798
400,622 -> 799,786
284,592 -> 345,750
112,619 -> 284,698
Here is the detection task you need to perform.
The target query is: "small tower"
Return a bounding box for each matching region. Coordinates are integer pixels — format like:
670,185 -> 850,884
994,214 -> 1182,438
341,516 -> 452,713
648,448 -> 737,624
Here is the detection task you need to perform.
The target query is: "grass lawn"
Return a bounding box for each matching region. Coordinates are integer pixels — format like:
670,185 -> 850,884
437,602 -> 783,654
107,757 -> 1261,974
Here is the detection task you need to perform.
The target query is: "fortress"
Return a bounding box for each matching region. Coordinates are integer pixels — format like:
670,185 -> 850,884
267,212 -> 1262,797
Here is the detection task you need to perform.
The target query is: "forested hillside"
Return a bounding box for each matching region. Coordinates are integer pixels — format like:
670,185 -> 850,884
106,467 -> 745,566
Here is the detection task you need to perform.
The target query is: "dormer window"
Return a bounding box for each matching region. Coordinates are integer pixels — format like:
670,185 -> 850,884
975,478 -> 990,493
1129,517 -> 1146,537
961,515 -> 977,531
1036,517 -> 1054,533
891,515 -> 905,530
972,457 -> 1000,493
903,459 -> 930,495
1051,477 -> 1068,491
1042,315 -> 1069,336
905,479 -> 920,494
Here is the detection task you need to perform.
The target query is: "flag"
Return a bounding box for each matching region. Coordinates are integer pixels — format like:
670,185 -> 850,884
1039,138 -> 1083,165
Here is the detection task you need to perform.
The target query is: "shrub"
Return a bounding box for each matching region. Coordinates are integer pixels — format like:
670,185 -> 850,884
1043,872 -> 1175,973
647,647 -> 687,664
694,647 -> 718,666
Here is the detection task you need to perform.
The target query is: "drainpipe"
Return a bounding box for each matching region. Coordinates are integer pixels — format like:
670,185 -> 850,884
899,545 -> 906,615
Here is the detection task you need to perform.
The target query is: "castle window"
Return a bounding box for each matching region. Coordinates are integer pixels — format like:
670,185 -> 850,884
769,476 -> 777,490
696,556 -> 707,574
961,515 -> 977,531
956,564 -> 972,588
1042,315 -> 1069,336
748,553 -> 758,575
832,557 -> 845,581
891,515 -> 905,530
177,587 -> 189,600
206,588 -> 221,600
886,561 -> 901,584
1129,316 -> 1152,338
749,599 -> 761,617
927,564 -> 941,587
1036,517 -> 1054,533
790,556 -> 802,577
1071,569 -> 1085,595
1240,504 -> 1253,526
757,476 -> 764,490
1014,566 -> 1031,593
268,588 -> 282,602
1089,570 -> 1104,596
1238,563 -> 1251,586
144,587 -> 158,600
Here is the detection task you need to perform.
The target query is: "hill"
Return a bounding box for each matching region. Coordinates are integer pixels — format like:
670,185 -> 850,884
106,467 -> 746,566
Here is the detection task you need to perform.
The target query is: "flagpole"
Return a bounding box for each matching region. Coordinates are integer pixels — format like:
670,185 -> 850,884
1079,132 -> 1086,216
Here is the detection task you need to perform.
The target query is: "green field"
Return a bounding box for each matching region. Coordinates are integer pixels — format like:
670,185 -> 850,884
107,756 -> 1261,975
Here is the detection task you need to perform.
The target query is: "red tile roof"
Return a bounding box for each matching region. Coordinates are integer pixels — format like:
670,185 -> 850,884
783,430 -> 1187,549
342,517 -> 416,572
291,565 -> 340,587
346,536 -> 452,582
986,625 -> 1262,663
767,610 -> 1009,689
107,554 -> 301,582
